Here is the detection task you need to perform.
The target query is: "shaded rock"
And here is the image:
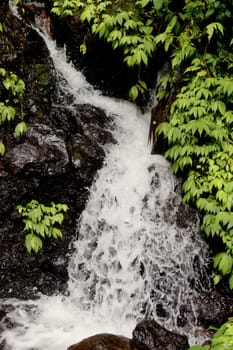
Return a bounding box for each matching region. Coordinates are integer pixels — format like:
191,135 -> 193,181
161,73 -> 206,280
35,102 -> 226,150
196,290 -> 233,327
67,320 -> 189,350
0,0 -> 114,303
4,124 -> 69,176
0,5 -> 56,121
132,319 -> 189,350
67,334 -> 143,350
70,133 -> 105,169
48,104 -> 115,146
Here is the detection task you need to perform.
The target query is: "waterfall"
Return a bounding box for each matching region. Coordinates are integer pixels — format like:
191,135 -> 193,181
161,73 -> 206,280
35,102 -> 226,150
0,11 -> 210,350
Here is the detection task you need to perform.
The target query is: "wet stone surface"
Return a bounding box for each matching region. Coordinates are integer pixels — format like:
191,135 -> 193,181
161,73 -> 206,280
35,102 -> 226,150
0,6 -> 114,299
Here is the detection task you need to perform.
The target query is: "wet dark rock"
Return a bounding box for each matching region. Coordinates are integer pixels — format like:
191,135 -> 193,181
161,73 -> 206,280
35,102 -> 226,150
132,319 -> 189,350
67,334 -> 142,350
0,4 -> 113,300
69,133 -> 105,169
196,290 -> 233,327
0,6 -> 56,120
156,303 -> 169,319
175,202 -> 199,229
67,320 -> 189,350
3,124 -> 69,176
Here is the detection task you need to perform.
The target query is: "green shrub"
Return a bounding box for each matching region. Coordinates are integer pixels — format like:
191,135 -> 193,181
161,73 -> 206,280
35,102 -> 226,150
17,200 -> 69,254
50,0 -> 160,100
153,0 -> 233,289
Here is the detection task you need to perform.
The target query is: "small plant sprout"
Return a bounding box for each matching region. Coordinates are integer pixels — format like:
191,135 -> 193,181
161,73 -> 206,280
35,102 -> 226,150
17,200 -> 69,254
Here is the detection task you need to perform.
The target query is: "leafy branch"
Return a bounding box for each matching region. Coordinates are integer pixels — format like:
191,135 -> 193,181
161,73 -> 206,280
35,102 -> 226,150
0,67 -> 27,154
17,200 -> 69,254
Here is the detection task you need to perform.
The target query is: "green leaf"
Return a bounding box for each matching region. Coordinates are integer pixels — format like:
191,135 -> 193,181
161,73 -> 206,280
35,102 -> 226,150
213,274 -> 221,285
24,219 -> 33,231
214,252 -> 233,276
80,43 -> 87,55
51,213 -> 64,225
51,227 -> 63,239
56,203 -> 69,212
3,77 -> 12,90
14,121 -> 27,138
229,273 -> 233,289
154,32 -> 167,45
136,0 -> 150,8
25,233 -> 43,254
164,34 -> 173,51
138,80 -> 147,90
36,223 -> 46,238
0,141 -> 5,156
1,106 -> 16,122
189,106 -> 206,118
0,68 -> 6,76
206,22 -> 224,41
156,122 -> 170,136
221,79 -> 233,97
80,4 -> 95,23
129,85 -> 138,101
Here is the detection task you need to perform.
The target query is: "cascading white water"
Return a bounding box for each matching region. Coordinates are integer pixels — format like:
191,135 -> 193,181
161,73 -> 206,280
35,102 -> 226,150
1,14 -> 210,350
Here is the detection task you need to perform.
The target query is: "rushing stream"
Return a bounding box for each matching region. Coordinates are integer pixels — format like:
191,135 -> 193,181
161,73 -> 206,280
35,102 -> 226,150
0,9 -> 210,350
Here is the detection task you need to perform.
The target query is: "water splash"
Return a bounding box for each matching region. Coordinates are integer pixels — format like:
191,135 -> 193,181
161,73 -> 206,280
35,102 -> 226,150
0,13 -> 210,350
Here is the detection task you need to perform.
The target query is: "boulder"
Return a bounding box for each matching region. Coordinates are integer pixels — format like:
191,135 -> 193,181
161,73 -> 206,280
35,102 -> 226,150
196,290 -> 233,327
132,320 -> 189,350
67,320 -> 189,350
67,334 -> 143,350
3,124 -> 69,176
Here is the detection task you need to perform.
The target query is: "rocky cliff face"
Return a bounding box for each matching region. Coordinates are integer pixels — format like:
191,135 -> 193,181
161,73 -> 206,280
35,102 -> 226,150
0,2 -> 114,299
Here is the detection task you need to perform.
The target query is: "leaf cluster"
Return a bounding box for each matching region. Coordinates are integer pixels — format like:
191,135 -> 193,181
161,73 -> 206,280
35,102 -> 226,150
154,0 -> 233,288
0,67 -> 26,155
17,200 -> 69,254
50,0 -> 163,100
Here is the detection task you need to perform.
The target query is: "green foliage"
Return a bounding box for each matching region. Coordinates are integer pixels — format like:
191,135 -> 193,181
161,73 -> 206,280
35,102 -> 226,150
189,317 -> 233,350
17,200 -> 69,254
14,121 -> 27,138
50,0 -> 161,100
0,68 -> 26,154
129,80 -> 147,101
152,0 -> 233,288
0,141 -> 6,156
